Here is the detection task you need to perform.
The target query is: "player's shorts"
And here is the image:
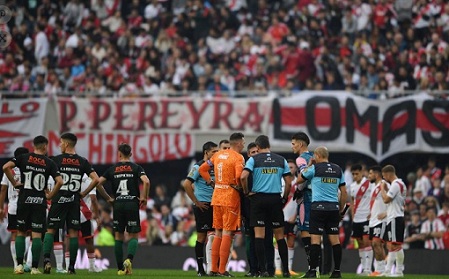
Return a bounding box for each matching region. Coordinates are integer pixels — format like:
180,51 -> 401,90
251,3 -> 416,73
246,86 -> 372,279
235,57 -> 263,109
113,203 -> 141,233
249,193 -> 284,229
80,220 -> 93,238
309,210 -> 340,235
383,217 -> 405,244
213,204 -> 240,231
7,214 -> 17,232
297,202 -> 311,231
16,204 -> 47,233
284,221 -> 297,236
193,202 -> 214,232
47,202 -> 80,230
369,222 -> 386,241
351,221 -> 370,238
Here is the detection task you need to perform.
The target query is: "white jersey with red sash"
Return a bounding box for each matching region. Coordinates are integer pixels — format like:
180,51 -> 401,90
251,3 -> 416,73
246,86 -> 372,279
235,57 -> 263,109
350,177 -> 372,223
1,167 -> 21,215
369,180 -> 388,228
386,178 -> 406,223
80,175 -> 94,223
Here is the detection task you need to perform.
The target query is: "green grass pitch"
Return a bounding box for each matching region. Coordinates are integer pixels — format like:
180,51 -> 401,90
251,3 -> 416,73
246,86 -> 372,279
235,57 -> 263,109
0,268 -> 447,278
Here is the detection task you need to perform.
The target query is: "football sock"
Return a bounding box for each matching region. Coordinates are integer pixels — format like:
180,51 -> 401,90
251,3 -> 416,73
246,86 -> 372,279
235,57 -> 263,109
15,236 -> 25,265
69,237 -> 78,267
88,253 -> 96,270
54,242 -> 64,270
43,233 -> 54,258
277,238 -> 288,273
332,244 -> 342,271
11,240 -> 18,268
395,249 -> 404,273
65,252 -> 70,270
195,241 -> 205,273
31,237 -> 42,268
255,238 -> 266,272
115,240 -> 124,270
302,237 -> 311,268
365,247 -> 373,273
310,244 -> 321,271
219,235 -> 232,274
127,238 -> 138,260
211,236 -> 221,273
288,247 -> 295,271
206,234 -> 214,273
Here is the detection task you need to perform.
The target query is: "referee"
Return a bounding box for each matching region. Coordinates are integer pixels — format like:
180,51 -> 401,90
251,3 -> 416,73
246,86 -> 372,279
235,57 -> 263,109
241,135 -> 293,278
296,146 -> 347,279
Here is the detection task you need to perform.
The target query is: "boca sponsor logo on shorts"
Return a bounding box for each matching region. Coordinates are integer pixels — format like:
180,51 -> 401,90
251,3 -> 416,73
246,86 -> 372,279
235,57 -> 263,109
28,155 -> 46,166
50,217 -> 60,222
25,196 -> 44,204
71,220 -> 80,225
128,221 -> 137,226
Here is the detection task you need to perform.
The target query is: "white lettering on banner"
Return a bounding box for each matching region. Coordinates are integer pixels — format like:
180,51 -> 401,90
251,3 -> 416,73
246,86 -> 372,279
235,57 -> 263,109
0,99 -> 47,157
182,257 -> 246,272
270,91 -> 449,161
74,249 -> 109,270
47,130 -> 195,164
56,97 -> 272,135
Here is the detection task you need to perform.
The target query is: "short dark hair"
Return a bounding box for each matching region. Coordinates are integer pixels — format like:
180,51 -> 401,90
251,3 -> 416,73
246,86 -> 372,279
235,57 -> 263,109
229,132 -> 244,142
291,132 -> 310,146
202,141 -> 217,153
14,147 -> 29,157
33,135 -> 48,147
219,139 -> 230,146
247,142 -> 257,151
368,165 -> 382,173
118,143 -> 132,157
287,159 -> 295,164
255,135 -> 270,149
351,164 -> 363,172
61,133 -> 78,146
382,165 -> 396,174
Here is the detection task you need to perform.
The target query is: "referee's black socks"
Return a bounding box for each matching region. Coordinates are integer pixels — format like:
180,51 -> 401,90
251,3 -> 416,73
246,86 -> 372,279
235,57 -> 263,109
195,241 -> 205,273
310,244 -> 321,271
276,238 -> 289,273
332,244 -> 342,271
302,236 -> 311,266
254,238 -> 266,272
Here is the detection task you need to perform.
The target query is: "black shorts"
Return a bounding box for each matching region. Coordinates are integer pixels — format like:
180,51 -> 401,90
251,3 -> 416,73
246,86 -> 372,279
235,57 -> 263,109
53,228 -> 65,242
16,204 -> 47,233
369,222 -> 386,241
284,222 -> 296,236
309,210 -> 340,235
193,202 -> 214,232
80,220 -> 93,238
7,214 -> 17,232
383,217 -> 405,244
249,193 -> 284,229
351,221 -> 369,238
113,203 -> 141,233
47,202 -> 80,230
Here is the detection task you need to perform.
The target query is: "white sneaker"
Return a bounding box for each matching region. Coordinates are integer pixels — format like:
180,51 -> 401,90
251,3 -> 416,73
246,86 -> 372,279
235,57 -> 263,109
88,266 -> 103,273
14,264 -> 24,274
31,268 -> 42,275
56,269 -> 68,273
390,272 -> 403,277
361,270 -> 372,276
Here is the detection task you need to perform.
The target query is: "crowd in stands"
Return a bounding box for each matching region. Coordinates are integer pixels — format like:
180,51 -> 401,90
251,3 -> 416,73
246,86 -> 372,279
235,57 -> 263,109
1,0 -> 449,98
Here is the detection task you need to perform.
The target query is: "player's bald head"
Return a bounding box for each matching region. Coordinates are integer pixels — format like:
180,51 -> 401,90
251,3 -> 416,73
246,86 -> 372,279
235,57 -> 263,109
314,146 -> 329,159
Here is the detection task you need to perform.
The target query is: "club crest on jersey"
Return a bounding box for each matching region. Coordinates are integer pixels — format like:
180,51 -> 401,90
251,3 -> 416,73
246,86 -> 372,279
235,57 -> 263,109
115,165 -> 132,172
62,157 -> 80,165
28,156 -> 46,166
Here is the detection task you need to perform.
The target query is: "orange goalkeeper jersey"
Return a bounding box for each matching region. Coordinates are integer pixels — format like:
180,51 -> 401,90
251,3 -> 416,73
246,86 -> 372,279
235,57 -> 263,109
199,149 -> 244,207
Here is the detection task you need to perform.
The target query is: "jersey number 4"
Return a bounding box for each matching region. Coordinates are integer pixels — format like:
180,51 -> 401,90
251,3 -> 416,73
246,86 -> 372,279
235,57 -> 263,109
117,180 -> 129,195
